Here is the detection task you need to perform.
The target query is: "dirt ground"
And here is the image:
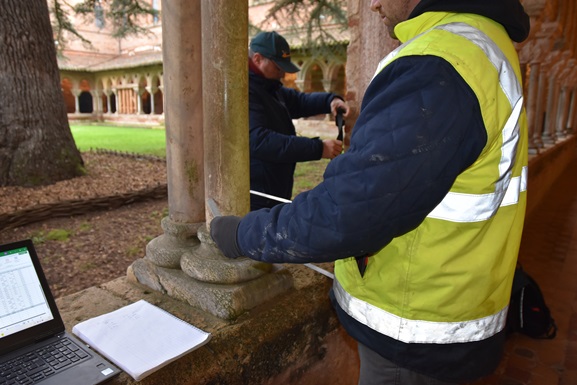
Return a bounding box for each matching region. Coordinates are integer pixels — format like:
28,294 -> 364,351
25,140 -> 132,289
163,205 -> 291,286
0,119 -> 340,299
0,152 -> 169,298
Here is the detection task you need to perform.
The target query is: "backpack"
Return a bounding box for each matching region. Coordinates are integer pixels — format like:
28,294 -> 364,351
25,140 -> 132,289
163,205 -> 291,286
506,265 -> 557,339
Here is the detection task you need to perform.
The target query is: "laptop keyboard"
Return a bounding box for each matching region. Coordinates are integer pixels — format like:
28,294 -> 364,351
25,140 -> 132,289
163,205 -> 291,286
0,337 -> 90,385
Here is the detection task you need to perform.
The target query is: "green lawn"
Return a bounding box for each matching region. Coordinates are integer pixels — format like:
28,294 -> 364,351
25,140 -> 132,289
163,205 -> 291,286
70,123 -> 328,197
293,159 -> 329,198
71,124 -> 167,158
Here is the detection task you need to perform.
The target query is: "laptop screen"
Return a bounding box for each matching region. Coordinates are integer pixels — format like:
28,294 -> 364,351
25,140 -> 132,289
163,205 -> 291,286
0,240 -> 65,356
0,245 -> 56,339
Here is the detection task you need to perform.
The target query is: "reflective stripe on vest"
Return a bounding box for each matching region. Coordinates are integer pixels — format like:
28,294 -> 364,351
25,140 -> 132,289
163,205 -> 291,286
426,23 -> 526,222
333,279 -> 509,343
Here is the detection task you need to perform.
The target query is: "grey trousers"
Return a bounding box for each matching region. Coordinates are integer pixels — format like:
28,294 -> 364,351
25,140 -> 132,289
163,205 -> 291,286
357,343 -> 458,385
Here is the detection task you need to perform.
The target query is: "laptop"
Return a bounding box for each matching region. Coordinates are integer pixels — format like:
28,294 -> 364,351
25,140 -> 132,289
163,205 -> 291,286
0,239 -> 121,384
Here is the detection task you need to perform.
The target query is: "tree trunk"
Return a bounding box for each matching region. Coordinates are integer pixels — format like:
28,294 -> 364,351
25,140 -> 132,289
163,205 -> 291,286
0,0 -> 84,187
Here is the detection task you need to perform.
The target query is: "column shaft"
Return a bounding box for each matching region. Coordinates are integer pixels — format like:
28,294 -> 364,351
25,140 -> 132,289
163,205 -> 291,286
162,0 -> 205,223
202,0 -> 250,219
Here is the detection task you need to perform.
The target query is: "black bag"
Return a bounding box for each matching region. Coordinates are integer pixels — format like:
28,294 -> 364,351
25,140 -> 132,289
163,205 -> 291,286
506,266 -> 557,339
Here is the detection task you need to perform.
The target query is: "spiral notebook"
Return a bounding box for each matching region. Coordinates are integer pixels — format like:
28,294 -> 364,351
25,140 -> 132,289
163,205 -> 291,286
72,300 -> 211,381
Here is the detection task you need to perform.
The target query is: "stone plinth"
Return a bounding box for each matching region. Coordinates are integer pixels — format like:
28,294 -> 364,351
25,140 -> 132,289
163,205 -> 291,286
129,258 -> 293,320
133,219 -> 295,319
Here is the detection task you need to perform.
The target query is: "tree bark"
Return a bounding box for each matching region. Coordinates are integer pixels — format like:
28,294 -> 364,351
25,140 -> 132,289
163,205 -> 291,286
0,0 -> 84,187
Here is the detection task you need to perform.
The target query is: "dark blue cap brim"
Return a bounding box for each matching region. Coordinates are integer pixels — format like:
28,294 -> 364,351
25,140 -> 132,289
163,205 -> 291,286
272,58 -> 300,73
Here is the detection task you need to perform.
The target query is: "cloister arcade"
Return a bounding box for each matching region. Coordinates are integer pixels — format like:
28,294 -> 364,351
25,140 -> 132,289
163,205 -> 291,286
59,53 -> 346,126
60,66 -> 165,125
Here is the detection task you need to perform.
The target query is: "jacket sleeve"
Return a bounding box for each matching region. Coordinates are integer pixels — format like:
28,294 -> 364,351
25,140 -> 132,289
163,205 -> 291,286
249,88 -> 326,163
249,121 -> 323,164
280,87 -> 337,119
237,55 -> 488,263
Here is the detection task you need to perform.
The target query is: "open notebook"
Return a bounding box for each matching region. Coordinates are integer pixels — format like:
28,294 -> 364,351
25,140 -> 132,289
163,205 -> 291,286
72,299 -> 211,381
0,239 -> 121,385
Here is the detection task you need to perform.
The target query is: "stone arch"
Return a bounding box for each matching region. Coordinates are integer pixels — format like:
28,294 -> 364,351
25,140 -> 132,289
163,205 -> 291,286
105,78 -> 117,114
98,78 -> 108,113
61,78 -> 75,113
151,74 -> 164,115
139,75 -> 152,114
110,93 -> 117,113
78,92 -> 93,113
78,79 -> 93,113
328,63 -> 346,96
298,59 -> 330,93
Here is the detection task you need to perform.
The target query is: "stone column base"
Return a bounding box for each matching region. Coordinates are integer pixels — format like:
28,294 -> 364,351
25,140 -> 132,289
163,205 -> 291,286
128,258 -> 294,319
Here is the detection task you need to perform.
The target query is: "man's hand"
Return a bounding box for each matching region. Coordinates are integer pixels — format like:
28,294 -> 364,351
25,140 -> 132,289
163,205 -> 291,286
330,98 -> 350,118
210,216 -> 243,259
322,139 -> 343,159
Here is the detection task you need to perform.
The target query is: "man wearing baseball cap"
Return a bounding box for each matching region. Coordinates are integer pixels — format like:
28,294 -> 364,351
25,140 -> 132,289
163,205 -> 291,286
249,30 -> 301,73
247,31 -> 349,210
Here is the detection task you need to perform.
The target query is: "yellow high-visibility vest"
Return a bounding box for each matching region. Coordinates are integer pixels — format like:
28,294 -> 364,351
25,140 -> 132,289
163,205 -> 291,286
334,12 -> 528,344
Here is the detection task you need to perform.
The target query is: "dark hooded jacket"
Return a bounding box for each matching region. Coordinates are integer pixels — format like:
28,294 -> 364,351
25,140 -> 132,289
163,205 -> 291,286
234,0 -> 530,382
248,67 -> 338,210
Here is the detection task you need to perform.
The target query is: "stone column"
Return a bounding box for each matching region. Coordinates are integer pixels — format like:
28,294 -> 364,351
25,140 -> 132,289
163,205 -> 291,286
71,88 -> 80,113
177,0 -> 293,320
526,62 -> 540,154
542,71 -> 558,145
556,82 -> 569,139
105,91 -> 111,114
201,0 -> 249,219
129,0 -> 206,300
569,87 -> 577,134
91,90 -> 103,121
295,79 -> 305,91
146,85 -> 156,115
533,66 -> 547,149
134,86 -> 143,115
158,85 -> 164,116
113,88 -> 121,114
557,61 -> 576,138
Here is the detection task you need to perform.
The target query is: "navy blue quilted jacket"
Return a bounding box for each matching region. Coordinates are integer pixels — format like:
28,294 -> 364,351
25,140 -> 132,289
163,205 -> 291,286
249,71 -> 337,210
240,54 -> 488,262
237,0 -> 529,265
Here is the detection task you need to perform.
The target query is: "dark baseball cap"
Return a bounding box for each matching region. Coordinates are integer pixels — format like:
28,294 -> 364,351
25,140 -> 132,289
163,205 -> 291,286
250,31 -> 300,73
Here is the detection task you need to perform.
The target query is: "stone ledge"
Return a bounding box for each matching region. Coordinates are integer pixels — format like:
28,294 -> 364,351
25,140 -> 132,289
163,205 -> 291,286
56,263 -> 359,385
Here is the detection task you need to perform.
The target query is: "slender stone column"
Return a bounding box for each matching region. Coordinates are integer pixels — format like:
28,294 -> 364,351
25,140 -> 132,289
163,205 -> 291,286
105,91 -> 111,114
556,83 -> 569,139
542,72 -> 558,145
114,88 -> 122,114
526,62 -> 540,154
533,67 -> 547,149
569,87 -> 577,134
201,0 -> 250,219
295,79 -> 305,91
71,88 -> 80,113
91,90 -> 102,121
177,0 -> 293,320
134,87 -> 143,115
135,0 -> 205,270
557,61 -> 576,138
146,85 -> 156,115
